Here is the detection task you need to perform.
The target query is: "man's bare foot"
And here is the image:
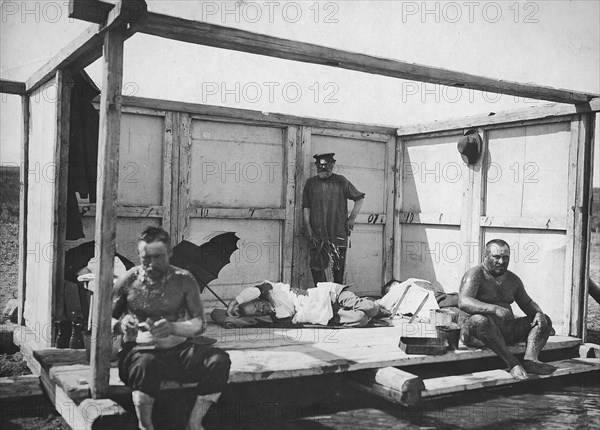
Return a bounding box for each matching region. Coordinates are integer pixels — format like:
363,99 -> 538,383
509,364 -> 529,380
523,359 -> 557,375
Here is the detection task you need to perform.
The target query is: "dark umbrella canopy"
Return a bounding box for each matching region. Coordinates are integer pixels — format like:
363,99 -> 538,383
170,232 -> 239,294
64,241 -> 135,283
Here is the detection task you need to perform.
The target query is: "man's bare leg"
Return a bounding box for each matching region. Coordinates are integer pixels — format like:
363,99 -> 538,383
522,316 -> 557,375
132,390 -> 155,430
463,314 -> 528,379
186,392 -> 221,430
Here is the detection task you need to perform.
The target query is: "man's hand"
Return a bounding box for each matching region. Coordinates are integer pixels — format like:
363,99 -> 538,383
345,217 -> 355,236
120,314 -> 138,342
227,299 -> 241,317
149,318 -> 172,338
531,312 -> 549,331
493,306 -> 513,323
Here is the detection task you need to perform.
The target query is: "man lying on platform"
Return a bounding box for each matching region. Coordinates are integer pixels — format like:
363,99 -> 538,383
459,239 -> 557,380
112,226 -> 231,430
226,281 -> 391,327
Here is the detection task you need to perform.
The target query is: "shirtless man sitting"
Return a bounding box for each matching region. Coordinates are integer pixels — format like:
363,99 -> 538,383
459,239 -> 556,380
112,227 -> 231,430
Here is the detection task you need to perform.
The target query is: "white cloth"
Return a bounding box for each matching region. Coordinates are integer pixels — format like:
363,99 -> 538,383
380,278 -> 439,320
292,283 -> 341,325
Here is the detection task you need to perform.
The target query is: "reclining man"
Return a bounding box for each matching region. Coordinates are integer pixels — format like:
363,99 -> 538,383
459,239 -> 556,380
112,227 -> 231,430
226,281 -> 390,327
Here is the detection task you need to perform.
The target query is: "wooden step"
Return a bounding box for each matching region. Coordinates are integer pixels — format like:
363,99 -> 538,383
421,357 -> 600,398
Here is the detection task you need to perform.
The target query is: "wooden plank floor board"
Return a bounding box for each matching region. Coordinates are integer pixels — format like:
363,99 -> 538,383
421,357 -> 600,398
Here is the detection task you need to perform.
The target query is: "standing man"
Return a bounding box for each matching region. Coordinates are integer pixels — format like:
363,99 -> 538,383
302,153 -> 365,286
459,239 -> 556,380
112,227 -> 231,430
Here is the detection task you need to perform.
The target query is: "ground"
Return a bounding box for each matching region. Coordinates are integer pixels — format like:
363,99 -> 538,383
0,166 -> 599,429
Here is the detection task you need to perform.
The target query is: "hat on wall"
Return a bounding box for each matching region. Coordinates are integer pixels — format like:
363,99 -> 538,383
313,153 -> 336,165
457,129 -> 482,164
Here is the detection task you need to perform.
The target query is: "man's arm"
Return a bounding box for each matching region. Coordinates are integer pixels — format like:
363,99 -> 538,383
458,269 -> 512,321
514,278 -> 549,329
151,274 -> 206,338
346,198 -> 364,235
303,207 -> 313,239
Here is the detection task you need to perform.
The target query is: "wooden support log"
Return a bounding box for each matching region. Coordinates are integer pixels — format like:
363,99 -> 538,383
90,25 -> 125,400
0,375 -> 42,400
346,366 -> 424,407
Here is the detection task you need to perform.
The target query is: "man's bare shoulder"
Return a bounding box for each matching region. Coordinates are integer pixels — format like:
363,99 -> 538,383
169,266 -> 200,289
463,265 -> 485,280
504,270 -> 524,286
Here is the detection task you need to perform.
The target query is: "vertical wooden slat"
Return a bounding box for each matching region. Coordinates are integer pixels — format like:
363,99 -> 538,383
169,112 -> 181,242
91,27 -> 125,399
17,95 -> 30,325
292,126 -> 312,289
177,113 -> 192,243
459,130 -> 485,274
563,119 -> 580,336
580,114 -> 595,342
383,135 -> 396,284
282,126 -> 297,284
50,70 -> 73,334
392,138 -> 404,280
162,112 -> 173,235
570,114 -> 594,337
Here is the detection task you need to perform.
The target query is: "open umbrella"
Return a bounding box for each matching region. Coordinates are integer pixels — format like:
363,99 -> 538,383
170,232 -> 239,306
64,241 -> 135,283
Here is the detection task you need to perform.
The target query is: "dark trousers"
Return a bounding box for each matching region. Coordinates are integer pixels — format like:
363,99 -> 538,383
310,247 -> 347,286
119,341 -> 231,397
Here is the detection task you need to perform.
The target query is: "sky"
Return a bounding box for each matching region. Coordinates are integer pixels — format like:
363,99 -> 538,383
1,0 -> 599,184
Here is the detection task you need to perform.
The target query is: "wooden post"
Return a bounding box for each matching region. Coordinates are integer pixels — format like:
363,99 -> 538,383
292,126 -> 311,289
568,114 -> 595,337
282,126 -> 297,285
383,135 -> 396,284
392,138 -> 404,280
162,112 -> 173,235
91,26 -> 125,399
17,95 -> 30,325
51,70 -> 73,332
176,113 -> 192,243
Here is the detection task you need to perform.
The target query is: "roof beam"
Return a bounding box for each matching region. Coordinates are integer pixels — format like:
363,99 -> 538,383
68,0 -> 115,24
133,12 -> 597,105
26,0 -> 145,93
396,98 -> 600,137
0,79 -> 26,95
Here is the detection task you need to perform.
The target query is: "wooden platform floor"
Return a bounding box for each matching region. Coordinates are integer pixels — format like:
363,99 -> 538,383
15,319 -> 582,404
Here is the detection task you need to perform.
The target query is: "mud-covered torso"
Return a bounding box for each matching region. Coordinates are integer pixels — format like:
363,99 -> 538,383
474,269 -> 520,312
124,266 -> 191,322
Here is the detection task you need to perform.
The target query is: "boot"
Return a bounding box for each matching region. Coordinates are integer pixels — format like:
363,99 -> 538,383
186,392 -> 221,430
55,321 -> 71,348
69,314 -> 85,349
132,390 -> 155,430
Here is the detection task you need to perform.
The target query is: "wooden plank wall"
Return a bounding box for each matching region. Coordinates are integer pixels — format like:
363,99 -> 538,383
398,117 -> 595,336
23,79 -> 60,346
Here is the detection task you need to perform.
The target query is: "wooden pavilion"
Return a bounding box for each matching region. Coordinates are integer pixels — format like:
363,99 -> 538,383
2,1 -> 599,428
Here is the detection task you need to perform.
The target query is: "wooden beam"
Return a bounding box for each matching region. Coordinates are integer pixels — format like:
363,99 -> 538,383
383,136 -> 396,283
79,204 -> 164,218
90,26 -> 125,399
26,1 -> 141,93
68,0 -> 114,24
51,70 -> 73,334
282,126 -> 298,285
133,12 -> 597,104
187,207 -> 285,220
397,98 -> 600,137
162,112 -> 173,234
292,127 -> 312,289
123,96 -> 397,134
17,95 -> 29,325
347,366 -> 424,407
392,139 -> 404,280
0,79 -> 26,95
177,113 -> 192,243
169,112 -> 181,242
